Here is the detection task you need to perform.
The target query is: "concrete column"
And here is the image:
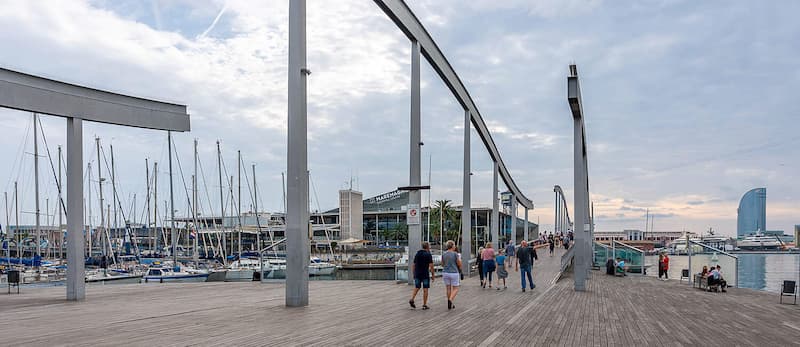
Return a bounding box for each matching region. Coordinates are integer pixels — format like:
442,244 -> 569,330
492,162 -> 499,246
407,39 -> 422,285
510,196 -> 517,246
573,116 -> 588,291
66,117 -> 85,301
524,207 -> 529,241
554,191 -> 558,236
461,110 -> 471,275
286,0 -> 309,307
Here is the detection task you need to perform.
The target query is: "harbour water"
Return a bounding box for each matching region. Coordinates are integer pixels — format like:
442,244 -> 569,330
646,253 -> 800,293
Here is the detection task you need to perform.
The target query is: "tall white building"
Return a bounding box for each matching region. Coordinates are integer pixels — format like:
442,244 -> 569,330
339,189 -> 363,240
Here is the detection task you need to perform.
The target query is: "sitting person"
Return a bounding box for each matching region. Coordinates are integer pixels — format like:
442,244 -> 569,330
605,258 -> 615,275
707,266 -> 722,292
615,258 -> 626,276
699,265 -> 708,277
715,265 -> 728,292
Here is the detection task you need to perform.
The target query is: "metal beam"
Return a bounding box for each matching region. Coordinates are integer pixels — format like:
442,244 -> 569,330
568,64 -> 590,291
0,68 -> 189,131
286,0 -> 309,307
373,0 -> 533,209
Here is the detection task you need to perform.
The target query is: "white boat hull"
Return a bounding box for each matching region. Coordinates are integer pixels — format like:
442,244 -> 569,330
143,273 -> 209,283
225,269 -> 255,281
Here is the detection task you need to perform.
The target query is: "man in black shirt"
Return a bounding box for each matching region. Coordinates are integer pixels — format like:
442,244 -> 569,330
515,240 -> 538,292
409,241 -> 434,309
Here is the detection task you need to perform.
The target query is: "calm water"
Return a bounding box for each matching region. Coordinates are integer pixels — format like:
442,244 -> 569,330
646,253 -> 800,293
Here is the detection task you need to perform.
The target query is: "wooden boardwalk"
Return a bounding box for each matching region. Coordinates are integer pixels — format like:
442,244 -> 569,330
2,249 -> 799,346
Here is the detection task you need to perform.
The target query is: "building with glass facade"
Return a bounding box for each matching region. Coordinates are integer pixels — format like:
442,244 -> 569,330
737,188 -> 766,237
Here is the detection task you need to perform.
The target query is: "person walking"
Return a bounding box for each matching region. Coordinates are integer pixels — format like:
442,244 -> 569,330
441,240 -> 462,310
548,234 -> 556,256
505,240 -> 515,264
409,242 -> 434,310
661,253 -> 670,280
657,253 -> 665,280
515,240 -> 538,292
495,248 -> 508,290
477,246 -> 485,287
481,242 -> 496,289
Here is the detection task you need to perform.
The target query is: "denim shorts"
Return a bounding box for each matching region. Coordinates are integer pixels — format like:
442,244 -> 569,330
414,277 -> 430,289
442,272 -> 460,287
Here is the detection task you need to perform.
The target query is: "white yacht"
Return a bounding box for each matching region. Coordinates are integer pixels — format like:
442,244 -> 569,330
262,258 -> 287,279
737,233 -> 782,251
309,257 -> 337,276
143,266 -> 209,283
85,269 -> 142,284
225,259 -> 259,281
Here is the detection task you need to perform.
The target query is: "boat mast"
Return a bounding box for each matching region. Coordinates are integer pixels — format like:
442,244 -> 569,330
154,162 -> 159,255
14,181 -> 19,259
253,164 -> 264,280
168,131 -> 177,266
145,159 -> 151,254
111,143 -> 117,253
87,164 -> 92,257
95,137 -> 106,261
4,191 -> 9,266
33,113 -> 41,268
237,150 -> 242,260
58,145 -> 63,259
217,141 -> 227,266
229,175 -> 235,256
193,139 -> 199,263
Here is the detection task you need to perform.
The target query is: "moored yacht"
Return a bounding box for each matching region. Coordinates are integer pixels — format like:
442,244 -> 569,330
143,266 -> 209,283
737,233 -> 782,251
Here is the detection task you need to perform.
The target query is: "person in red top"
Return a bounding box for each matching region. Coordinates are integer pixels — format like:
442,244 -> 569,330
661,253 -> 670,281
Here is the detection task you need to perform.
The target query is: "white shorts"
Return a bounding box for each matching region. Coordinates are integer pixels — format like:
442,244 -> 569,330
442,272 -> 460,287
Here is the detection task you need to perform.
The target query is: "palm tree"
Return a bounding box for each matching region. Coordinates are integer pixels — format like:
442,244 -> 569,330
431,199 -> 458,250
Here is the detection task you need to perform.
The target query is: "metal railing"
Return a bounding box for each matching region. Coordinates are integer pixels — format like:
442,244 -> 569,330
612,240 -> 646,275
687,240 -> 739,287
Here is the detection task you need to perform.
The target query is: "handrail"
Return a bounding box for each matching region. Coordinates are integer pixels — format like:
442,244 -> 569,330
560,245 -> 575,274
688,240 -> 738,259
612,240 -> 645,275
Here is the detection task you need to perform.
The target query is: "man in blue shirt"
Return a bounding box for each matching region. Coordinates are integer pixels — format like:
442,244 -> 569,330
505,240 -> 515,264
409,242 -> 434,310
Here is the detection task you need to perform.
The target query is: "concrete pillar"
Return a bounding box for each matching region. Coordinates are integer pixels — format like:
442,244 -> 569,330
573,116 -> 588,291
492,162 -> 499,246
523,207 -> 529,241
407,39 -> 422,285
66,117 -> 85,301
461,110 -> 471,275
553,193 -> 561,237
286,0 -> 309,307
510,196 -> 517,246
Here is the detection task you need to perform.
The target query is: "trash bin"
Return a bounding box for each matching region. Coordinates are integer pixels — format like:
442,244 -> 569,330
8,269 -> 20,294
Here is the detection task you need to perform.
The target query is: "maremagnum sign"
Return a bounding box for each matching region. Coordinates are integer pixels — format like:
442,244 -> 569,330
363,190 -> 409,212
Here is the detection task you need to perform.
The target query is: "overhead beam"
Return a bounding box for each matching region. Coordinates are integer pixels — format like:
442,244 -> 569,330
373,0 -> 533,209
0,68 -> 190,132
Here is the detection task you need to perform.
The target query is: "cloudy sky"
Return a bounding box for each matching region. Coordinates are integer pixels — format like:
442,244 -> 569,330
0,0 -> 797,237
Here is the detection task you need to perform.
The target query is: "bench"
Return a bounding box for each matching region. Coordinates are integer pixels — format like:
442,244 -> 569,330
693,274 -> 709,290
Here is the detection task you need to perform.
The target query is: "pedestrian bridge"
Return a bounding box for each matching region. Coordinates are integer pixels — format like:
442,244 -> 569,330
2,247 -> 795,346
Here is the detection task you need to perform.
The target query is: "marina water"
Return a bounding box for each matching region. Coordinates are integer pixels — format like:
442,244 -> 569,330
646,253 -> 800,293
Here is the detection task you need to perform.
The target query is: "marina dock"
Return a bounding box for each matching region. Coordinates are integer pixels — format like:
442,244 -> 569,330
2,249 -> 798,346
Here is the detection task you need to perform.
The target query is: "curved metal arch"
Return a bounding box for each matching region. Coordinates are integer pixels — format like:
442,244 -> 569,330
553,185 -> 572,225
373,0 -> 533,209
